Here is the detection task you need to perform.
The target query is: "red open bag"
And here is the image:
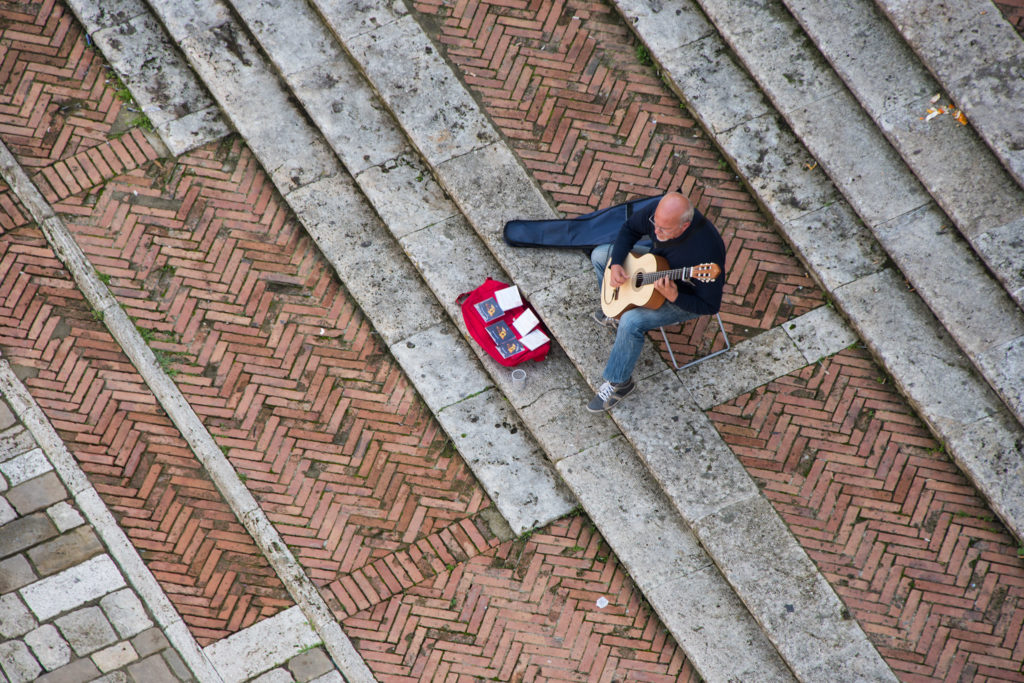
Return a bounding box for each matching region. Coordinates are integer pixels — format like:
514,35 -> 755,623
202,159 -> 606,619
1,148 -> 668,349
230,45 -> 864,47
457,278 -> 551,367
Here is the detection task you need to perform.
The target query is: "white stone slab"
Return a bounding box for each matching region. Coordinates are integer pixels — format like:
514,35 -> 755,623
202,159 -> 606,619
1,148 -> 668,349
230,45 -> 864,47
63,0 -> 147,30
0,640 -> 41,683
46,501 -> 85,532
655,35 -> 772,135
100,589 -> 153,639
438,390 -> 576,534
355,155 -> 459,239
0,448 -> 51,486
973,216 -> 1024,309
718,115 -> 838,225
289,58 -> 409,175
232,0 -> 344,77
435,142 -> 583,295
345,15 -> 499,164
557,438 -> 795,682
20,555 -> 126,621
612,368 -> 761,523
24,624 -> 72,671
389,322 -> 493,410
0,594 -> 37,638
285,175 -> 446,346
683,326 -> 806,409
782,202 -> 885,291
156,105 -> 233,157
312,0 -> 408,39
693,494 -> 897,682
204,606 -> 320,683
0,495 -> 14,524
92,642 -> 138,673
146,0 -> 232,38
783,305 -> 857,364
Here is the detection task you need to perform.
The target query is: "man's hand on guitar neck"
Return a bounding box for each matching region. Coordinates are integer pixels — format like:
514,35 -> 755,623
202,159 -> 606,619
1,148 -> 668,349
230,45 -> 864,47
653,274 -> 678,303
608,264 -> 628,288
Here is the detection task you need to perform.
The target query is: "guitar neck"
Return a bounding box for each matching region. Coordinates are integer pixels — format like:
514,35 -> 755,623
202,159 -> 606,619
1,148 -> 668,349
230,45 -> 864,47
638,267 -> 691,286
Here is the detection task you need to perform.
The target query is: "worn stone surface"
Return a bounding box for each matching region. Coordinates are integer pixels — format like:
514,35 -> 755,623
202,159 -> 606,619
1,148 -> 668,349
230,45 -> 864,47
284,175 -> 445,346
54,606 -> 117,657
389,322 -> 492,410
437,390 -> 576,534
435,142 -> 578,295
99,590 -> 153,639
344,15 -> 498,164
0,427 -> 37,463
311,0 -> 407,39
0,554 -> 37,593
0,400 -> 15,431
718,115 -> 838,225
27,526 -> 104,577
613,369 -> 761,522
870,0 -> 1024,187
232,0 -> 343,77
289,58 -> 408,175
655,35 -> 771,135
0,593 -> 38,638
286,647 -> 333,682
693,494 -> 897,682
62,0 -> 147,31
20,555 -> 126,621
788,93 -> 931,226
782,202 -> 886,291
0,448 -> 52,486
0,512 -> 58,559
0,495 -> 14,525
974,215 -> 1024,307
46,502 -> 84,533
6,472 -> 65,516
782,304 -> 858,363
556,438 -> 796,682
23,624 -> 72,671
157,105 -> 233,157
0,640 -> 42,683
252,668 -> 293,683
126,653 -> 178,683
354,155 -> 457,239
35,657 -> 102,683
203,606 -> 320,683
91,642 -> 138,673
683,326 -> 806,409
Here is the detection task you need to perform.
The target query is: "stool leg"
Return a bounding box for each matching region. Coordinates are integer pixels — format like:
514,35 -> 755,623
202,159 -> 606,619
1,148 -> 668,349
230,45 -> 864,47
663,313 -> 731,371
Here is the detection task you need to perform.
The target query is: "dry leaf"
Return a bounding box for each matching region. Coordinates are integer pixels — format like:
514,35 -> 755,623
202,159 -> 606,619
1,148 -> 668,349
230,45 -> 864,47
930,93 -> 941,104
954,109 -> 967,125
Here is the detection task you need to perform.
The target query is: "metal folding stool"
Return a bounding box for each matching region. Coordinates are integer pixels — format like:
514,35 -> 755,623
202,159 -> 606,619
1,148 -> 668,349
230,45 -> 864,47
659,312 -> 731,370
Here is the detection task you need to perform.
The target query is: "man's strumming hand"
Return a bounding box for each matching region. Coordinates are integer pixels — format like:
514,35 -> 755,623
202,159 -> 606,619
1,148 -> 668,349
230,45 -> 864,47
608,264 -> 628,288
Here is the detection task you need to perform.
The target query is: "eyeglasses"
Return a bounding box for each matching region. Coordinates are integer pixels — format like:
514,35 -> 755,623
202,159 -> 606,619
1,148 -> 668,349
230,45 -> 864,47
649,215 -> 681,233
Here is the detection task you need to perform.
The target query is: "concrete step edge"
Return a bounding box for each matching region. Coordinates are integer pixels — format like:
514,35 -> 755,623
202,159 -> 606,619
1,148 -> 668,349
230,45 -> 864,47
610,0 -> 1024,546
680,0 -> 1024,442
777,0 -> 1024,309
311,3 -> 898,681
873,0 -> 1024,192
62,0 -> 232,156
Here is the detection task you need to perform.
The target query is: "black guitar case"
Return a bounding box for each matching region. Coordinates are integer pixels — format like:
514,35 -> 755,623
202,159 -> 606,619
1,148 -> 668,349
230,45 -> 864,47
503,194 -> 662,250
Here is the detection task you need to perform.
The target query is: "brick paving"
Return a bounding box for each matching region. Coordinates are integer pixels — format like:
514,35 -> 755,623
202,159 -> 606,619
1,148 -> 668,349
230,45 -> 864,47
3,0 -> 1023,681
709,348 -> 1024,681
994,1 -> 1024,33
410,1 -> 1024,681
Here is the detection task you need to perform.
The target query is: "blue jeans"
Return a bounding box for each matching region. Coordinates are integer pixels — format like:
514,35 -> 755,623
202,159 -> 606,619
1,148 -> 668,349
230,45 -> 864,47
591,243 -> 699,384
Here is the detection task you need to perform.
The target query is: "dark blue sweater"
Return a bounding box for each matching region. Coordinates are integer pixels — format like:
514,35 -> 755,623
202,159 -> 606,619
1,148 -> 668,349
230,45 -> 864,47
610,203 -> 726,315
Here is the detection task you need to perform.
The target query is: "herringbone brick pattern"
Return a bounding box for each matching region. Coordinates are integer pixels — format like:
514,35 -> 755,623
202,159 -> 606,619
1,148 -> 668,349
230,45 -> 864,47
344,515 -> 700,682
709,348 -> 1024,682
53,138 -> 492,594
0,0 -> 125,168
0,224 -> 294,645
1,181 -> 27,232
994,1 -> 1024,33
410,0 -> 825,364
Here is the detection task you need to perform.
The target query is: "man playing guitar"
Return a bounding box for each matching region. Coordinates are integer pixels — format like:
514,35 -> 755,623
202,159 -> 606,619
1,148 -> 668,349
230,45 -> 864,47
587,191 -> 726,412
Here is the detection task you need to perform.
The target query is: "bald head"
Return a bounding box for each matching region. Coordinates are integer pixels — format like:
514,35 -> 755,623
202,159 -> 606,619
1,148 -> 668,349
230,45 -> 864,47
651,192 -> 694,241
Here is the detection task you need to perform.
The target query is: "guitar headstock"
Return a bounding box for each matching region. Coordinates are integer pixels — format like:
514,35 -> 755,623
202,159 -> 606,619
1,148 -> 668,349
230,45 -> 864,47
690,262 -> 721,282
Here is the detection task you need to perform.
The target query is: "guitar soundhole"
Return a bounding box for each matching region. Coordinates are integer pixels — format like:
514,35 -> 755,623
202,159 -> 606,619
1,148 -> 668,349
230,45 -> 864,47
634,272 -> 644,288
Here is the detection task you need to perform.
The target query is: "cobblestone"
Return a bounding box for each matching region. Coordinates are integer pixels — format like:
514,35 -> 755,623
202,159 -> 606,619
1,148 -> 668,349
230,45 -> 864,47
54,607 -> 118,657
5,472 -> 66,515
0,448 -> 51,486
0,594 -> 37,639
24,625 -> 73,671
100,590 -> 153,639
27,526 -> 104,576
0,640 -> 42,683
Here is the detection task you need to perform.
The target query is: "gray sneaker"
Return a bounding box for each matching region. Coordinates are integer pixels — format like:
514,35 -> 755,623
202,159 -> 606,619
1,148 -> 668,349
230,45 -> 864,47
591,309 -> 618,330
586,378 -> 636,412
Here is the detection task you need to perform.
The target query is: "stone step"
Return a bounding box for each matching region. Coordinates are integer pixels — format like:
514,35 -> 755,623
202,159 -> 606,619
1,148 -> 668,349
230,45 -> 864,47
62,0 -> 231,155
779,0 -> 1024,309
683,0 -> 1024,435
162,0 -> 799,679
136,0 -> 577,539
300,2 -> 896,681
873,0 -> 1024,192
78,0 -> 901,679
610,0 -> 1024,543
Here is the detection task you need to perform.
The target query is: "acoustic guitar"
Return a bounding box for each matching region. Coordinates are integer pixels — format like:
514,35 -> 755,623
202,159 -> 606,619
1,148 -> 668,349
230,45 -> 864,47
601,252 -> 721,318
